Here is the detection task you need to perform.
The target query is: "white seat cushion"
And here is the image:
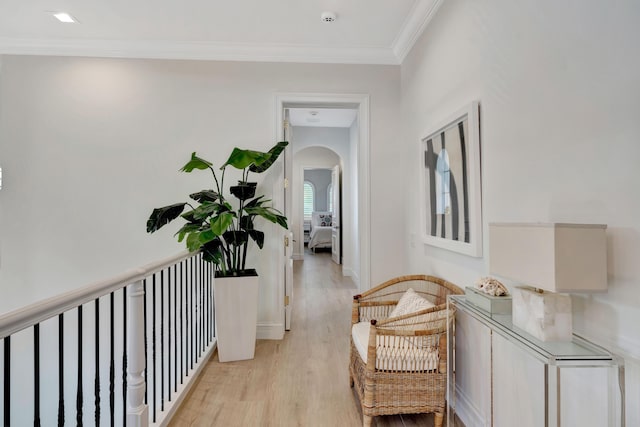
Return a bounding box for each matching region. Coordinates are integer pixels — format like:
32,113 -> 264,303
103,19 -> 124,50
351,321 -> 439,372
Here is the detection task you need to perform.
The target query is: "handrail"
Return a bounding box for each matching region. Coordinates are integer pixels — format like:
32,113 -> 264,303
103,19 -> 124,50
0,250 -> 195,339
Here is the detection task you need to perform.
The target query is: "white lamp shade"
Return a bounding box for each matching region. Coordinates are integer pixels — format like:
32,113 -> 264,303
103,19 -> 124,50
489,223 -> 607,293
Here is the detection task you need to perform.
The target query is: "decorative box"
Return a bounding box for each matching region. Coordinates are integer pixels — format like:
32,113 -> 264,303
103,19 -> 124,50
465,286 -> 512,314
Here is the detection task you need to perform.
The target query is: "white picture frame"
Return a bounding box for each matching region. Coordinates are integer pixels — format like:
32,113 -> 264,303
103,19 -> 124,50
419,101 -> 482,257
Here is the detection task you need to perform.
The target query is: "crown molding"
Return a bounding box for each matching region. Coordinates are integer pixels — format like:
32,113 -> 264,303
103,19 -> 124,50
0,38 -> 399,65
391,0 -> 444,63
0,2 -> 443,66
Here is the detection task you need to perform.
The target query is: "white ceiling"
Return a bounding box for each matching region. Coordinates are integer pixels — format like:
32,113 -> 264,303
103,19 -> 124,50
289,108 -> 357,128
0,0 -> 442,64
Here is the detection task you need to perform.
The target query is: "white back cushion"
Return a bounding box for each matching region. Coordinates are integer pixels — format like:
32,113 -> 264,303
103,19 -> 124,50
388,288 -> 435,318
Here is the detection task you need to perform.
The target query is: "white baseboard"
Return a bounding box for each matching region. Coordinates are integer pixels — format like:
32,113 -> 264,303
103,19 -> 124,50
343,268 -> 360,286
257,322 -> 284,340
454,385 -> 489,427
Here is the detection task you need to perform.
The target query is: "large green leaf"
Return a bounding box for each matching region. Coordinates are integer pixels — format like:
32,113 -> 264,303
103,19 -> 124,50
210,212 -> 235,236
244,196 -> 266,208
180,210 -> 197,223
189,190 -> 219,203
244,206 -> 288,229
201,240 -> 223,264
188,202 -> 218,222
240,215 -> 254,230
198,228 -> 217,244
223,230 -> 248,246
222,148 -> 271,170
274,214 -> 288,229
181,152 -> 213,173
248,230 -> 265,249
243,206 -> 271,219
182,201 -> 231,223
186,232 -> 204,252
146,203 -> 187,233
218,202 -> 234,213
175,223 -> 202,242
249,141 -> 288,173
244,196 -> 271,208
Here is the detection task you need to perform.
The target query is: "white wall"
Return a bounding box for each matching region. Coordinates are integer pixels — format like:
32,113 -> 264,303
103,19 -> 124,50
0,56 -> 403,333
292,126 -> 350,167
401,0 -> 640,424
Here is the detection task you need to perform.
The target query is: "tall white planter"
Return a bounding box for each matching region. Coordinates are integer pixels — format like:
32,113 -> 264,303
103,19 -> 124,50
213,273 -> 259,362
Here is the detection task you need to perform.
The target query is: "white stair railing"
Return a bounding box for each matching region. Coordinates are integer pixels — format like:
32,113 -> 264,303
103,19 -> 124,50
0,250 -> 216,426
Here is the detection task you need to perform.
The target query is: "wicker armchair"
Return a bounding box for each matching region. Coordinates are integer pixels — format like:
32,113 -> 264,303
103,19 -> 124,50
349,275 -> 463,427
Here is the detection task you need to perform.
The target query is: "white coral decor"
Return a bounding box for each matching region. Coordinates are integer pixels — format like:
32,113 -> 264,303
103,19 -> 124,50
475,277 -> 509,296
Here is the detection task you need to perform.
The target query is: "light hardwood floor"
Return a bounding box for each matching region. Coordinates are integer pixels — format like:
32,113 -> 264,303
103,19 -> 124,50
170,251 -> 447,426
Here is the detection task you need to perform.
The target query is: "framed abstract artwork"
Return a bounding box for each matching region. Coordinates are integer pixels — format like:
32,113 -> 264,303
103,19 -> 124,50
419,101 -> 482,257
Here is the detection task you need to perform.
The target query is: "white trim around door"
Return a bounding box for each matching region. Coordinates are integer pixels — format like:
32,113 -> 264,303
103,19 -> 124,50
274,92 -> 371,336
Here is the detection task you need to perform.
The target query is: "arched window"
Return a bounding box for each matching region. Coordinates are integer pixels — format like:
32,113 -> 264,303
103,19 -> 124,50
303,181 -> 315,221
436,149 -> 451,215
327,184 -> 333,213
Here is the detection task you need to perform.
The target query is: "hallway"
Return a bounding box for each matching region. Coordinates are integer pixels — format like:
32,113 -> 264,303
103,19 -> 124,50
171,252 -> 440,426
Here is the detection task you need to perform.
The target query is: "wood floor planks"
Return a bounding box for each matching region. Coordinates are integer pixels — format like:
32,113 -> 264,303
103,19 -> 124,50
170,251 -> 450,427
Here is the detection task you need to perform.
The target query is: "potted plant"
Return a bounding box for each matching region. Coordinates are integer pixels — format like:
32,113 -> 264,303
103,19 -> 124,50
146,141 -> 288,361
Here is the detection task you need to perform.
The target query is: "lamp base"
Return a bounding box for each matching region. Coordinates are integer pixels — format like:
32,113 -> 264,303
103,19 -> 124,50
512,286 -> 572,342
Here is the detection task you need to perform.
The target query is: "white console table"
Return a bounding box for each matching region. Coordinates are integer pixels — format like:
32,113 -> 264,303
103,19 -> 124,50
447,295 -> 625,427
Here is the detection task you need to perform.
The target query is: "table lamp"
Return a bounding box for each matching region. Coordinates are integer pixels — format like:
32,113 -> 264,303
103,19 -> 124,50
489,223 -> 607,342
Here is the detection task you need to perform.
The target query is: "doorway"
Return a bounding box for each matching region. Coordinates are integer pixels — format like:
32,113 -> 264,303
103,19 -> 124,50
288,111 -> 353,272
301,165 -> 338,258
275,93 -> 371,333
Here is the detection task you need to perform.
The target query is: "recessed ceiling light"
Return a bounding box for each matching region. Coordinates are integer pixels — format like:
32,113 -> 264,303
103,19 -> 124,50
321,12 -> 337,23
53,12 -> 77,23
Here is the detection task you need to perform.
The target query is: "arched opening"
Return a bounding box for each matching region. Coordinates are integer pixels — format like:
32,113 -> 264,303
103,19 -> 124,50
293,146 -> 342,260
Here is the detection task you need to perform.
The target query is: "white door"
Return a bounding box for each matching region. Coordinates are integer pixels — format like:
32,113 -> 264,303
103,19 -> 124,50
283,110 -> 294,330
331,165 -> 341,265
284,230 -> 293,330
